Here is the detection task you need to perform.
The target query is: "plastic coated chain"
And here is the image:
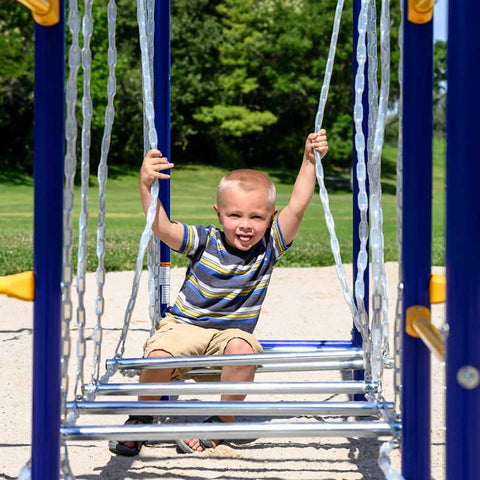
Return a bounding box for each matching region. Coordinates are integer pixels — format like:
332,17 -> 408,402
91,0 -> 118,386
101,0 -> 159,382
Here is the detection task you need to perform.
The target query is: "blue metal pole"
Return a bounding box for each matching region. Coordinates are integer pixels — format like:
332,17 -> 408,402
445,3 -> 480,479
401,1 -> 433,478
31,3 -> 65,479
154,0 -> 171,316
352,0 -> 368,395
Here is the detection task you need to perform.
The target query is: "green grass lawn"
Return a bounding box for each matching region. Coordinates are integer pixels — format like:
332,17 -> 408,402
0,139 -> 446,275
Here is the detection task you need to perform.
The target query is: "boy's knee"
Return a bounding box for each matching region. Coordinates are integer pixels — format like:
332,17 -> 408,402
224,337 -> 254,355
147,349 -> 173,359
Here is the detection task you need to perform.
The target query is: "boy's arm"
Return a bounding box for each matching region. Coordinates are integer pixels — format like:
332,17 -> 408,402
139,149 -> 185,251
277,130 -> 328,245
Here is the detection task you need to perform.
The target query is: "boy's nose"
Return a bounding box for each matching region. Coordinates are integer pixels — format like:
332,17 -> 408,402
239,218 -> 251,230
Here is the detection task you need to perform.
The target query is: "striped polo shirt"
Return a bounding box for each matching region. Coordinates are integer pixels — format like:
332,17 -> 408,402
166,217 -> 290,333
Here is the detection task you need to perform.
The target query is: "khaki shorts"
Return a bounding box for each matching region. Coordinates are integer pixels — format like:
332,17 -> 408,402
143,316 -> 263,380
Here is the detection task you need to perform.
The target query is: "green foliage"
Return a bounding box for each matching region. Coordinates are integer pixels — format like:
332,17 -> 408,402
433,40 -> 446,135
1,0 -> 402,174
0,1 -> 34,174
194,105 -> 277,136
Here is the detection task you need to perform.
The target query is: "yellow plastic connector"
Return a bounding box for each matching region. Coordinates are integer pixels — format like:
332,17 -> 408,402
429,274 -> 446,304
406,305 -> 444,360
16,0 -> 59,26
408,0 -> 435,24
406,305 -> 430,338
0,271 -> 35,301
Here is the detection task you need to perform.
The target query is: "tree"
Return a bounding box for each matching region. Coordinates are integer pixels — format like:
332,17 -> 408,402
0,0 -> 402,174
433,40 -> 446,135
0,1 -> 34,176
184,0 -> 401,170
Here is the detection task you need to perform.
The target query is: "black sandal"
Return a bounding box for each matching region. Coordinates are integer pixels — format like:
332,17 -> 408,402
199,416 -> 225,449
108,415 -> 154,457
176,415 -> 226,453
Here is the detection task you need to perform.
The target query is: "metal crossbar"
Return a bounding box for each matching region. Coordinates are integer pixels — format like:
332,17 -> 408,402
62,420 -> 399,442
180,360 -> 365,376
105,349 -> 364,371
66,400 -> 392,417
93,380 -> 377,396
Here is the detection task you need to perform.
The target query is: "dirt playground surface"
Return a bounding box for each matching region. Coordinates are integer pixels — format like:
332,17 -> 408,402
1,263 -> 446,479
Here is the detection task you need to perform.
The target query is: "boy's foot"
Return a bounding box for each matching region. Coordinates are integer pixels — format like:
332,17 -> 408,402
176,416 -> 225,453
108,415 -> 154,457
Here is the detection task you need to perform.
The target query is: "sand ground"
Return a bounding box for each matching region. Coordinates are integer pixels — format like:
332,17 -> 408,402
0,263 -> 446,479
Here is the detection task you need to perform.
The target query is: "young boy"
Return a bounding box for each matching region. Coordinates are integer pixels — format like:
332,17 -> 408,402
109,130 -> 328,456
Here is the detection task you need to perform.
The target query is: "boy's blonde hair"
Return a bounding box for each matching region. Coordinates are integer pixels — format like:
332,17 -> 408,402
216,169 -> 276,209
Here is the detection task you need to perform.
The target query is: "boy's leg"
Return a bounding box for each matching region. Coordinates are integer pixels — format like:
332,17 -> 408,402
139,349 -> 173,401
219,337 -> 256,422
113,349 -> 174,453
183,337 -> 257,452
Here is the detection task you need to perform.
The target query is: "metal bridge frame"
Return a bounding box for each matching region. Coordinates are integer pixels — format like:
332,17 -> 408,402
27,1 -> 479,479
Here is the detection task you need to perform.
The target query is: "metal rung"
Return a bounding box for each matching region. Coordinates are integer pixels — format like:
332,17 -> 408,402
182,359 -> 364,375
62,420 -> 399,441
67,400 -> 392,417
105,349 -> 364,371
259,340 -> 353,351
94,380 -> 377,397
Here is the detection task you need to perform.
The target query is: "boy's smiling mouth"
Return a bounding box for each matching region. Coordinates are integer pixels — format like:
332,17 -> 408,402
237,234 -> 253,242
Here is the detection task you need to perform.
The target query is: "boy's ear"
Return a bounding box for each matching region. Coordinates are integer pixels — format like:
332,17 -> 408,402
270,208 -> 278,225
213,204 -> 221,221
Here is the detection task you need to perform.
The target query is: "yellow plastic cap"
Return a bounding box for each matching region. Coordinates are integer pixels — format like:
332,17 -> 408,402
429,274 -> 446,304
408,0 -> 435,24
406,305 -> 430,338
0,271 -> 35,301
15,0 -> 59,26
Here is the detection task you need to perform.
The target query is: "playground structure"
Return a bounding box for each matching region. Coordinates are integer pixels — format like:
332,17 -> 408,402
1,0 -> 479,479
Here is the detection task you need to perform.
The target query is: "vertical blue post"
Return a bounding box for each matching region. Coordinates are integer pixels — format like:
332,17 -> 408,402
445,3 -> 480,479
401,1 -> 433,478
154,0 -> 170,316
32,3 -> 65,480
352,0 -> 368,395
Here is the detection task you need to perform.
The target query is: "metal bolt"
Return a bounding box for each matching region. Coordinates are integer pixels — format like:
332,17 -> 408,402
457,365 -> 480,390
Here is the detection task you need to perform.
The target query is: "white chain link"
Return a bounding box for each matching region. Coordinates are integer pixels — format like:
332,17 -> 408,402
101,0 -> 159,382
58,2 -> 82,479
314,0 -> 366,335
61,0 -> 81,427
368,0 -> 390,387
145,0 -> 163,332
73,0 -> 94,402
393,0 -> 405,422
91,0 -> 118,388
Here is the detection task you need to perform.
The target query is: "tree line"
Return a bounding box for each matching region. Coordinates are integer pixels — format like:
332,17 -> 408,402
0,0 -> 445,177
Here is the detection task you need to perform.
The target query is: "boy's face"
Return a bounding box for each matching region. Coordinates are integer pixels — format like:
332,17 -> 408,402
214,186 -> 277,251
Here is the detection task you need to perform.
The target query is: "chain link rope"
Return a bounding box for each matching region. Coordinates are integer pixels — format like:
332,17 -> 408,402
100,0 -> 159,382
73,0 -> 94,403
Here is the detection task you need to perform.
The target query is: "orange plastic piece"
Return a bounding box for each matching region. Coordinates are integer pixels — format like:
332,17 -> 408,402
16,0 -> 59,26
408,0 -> 434,24
0,271 -> 35,301
429,274 -> 446,304
406,305 -> 430,338
406,305 -> 444,360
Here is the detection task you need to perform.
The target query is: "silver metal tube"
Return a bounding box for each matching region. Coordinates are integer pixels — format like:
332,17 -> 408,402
62,420 -> 399,441
182,359 -> 364,375
94,381 -> 377,396
105,349 -> 364,370
66,400 -> 392,417
261,346 -> 343,352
